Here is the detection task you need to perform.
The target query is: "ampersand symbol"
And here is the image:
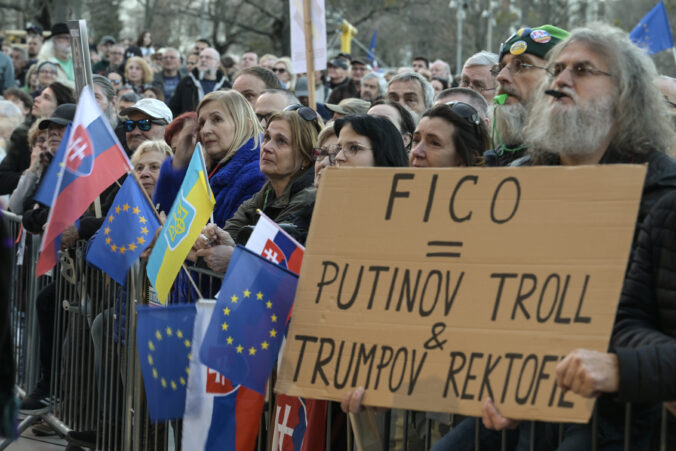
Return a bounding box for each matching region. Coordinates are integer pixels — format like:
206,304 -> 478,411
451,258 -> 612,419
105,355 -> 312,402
424,322 -> 447,350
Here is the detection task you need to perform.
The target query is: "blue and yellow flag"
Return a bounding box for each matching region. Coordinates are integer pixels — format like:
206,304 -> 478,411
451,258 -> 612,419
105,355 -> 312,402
136,303 -> 196,422
199,245 -> 298,394
86,176 -> 160,285
146,145 -> 215,304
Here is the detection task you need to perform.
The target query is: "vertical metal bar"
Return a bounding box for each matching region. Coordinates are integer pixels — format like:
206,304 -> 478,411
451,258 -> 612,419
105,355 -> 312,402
501,430 -> 507,451
347,412 -> 353,451
403,410 -> 409,451
591,404 -> 598,451
424,416 -> 432,451
624,403 -> 631,450
383,410 -> 391,451
529,421 -> 535,451
660,404 -> 667,451
326,401 -> 332,451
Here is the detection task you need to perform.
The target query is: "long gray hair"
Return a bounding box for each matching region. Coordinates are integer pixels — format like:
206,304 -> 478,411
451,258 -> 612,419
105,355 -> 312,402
546,23 -> 675,160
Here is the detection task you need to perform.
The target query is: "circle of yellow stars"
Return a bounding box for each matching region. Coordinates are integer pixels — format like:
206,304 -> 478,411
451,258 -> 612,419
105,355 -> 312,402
147,326 -> 192,390
104,203 -> 150,254
222,289 -> 278,356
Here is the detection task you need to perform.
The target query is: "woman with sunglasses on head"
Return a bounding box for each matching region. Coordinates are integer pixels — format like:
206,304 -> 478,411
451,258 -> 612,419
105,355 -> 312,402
367,100 -> 417,151
409,101 -> 489,168
333,114 -> 409,168
195,104 -> 321,273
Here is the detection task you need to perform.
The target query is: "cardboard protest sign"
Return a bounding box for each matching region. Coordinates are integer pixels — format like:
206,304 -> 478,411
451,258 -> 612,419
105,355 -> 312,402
276,166 -> 646,423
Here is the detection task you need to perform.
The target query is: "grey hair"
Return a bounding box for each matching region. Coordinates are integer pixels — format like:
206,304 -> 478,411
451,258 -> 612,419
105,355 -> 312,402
0,100 -> 24,139
388,71 -> 435,109
92,74 -> 118,127
261,88 -> 300,106
11,46 -> 27,60
435,87 -> 489,119
463,51 -> 498,69
361,72 -> 386,96
547,23 -> 676,158
119,92 -> 141,104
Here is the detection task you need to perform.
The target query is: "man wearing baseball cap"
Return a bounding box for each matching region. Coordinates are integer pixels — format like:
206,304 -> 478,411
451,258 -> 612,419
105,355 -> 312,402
485,24 -> 569,166
326,57 -> 357,104
325,97 -> 371,120
119,98 -> 173,152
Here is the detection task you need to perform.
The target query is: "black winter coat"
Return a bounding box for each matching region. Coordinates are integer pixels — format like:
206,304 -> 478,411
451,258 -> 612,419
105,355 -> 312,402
612,189 -> 676,403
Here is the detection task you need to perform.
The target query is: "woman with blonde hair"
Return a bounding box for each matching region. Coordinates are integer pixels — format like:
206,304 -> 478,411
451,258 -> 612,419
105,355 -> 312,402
131,140 -> 172,198
273,57 -> 296,92
124,56 -> 154,95
154,89 -> 266,226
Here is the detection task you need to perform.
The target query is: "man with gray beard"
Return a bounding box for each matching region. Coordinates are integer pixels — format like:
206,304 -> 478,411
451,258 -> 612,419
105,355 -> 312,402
477,24 -> 676,451
484,25 -> 569,167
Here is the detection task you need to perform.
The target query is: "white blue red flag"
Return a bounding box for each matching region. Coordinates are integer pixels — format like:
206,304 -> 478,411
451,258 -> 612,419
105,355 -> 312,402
245,211 -> 304,275
182,301 -> 264,451
36,86 -> 131,275
271,394 -> 327,451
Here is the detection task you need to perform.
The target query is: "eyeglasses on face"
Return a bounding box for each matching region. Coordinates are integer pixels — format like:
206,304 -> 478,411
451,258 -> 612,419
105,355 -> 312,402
312,145 -> 339,164
545,62 -> 613,79
272,67 -> 287,74
123,118 -> 166,132
336,143 -> 373,157
39,69 -> 57,76
490,59 -> 547,78
459,79 -> 495,93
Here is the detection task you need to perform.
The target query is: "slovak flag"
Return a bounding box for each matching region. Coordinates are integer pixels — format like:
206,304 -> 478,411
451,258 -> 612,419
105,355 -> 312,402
183,300 -> 264,451
36,86 -> 131,275
271,395 -> 327,451
245,211 -> 304,275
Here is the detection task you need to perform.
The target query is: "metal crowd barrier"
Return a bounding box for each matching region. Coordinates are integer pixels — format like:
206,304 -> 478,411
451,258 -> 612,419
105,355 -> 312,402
2,209 -> 675,451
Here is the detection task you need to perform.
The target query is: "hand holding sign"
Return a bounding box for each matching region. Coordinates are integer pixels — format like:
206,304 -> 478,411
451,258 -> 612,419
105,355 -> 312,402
555,349 -> 620,398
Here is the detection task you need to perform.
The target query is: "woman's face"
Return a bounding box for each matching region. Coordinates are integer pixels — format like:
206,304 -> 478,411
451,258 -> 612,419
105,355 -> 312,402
143,88 -> 157,99
33,130 -> 48,153
335,123 -> 375,167
32,87 -> 57,118
143,32 -> 152,47
261,119 -> 300,182
410,116 -> 461,168
127,62 -> 143,84
134,150 -> 165,197
199,102 -> 235,163
37,64 -> 57,88
314,134 -> 338,187
431,79 -> 444,96
107,72 -> 123,91
273,62 -> 290,83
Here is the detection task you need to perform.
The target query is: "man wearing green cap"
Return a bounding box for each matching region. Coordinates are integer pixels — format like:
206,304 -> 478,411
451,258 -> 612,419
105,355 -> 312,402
485,24 -> 569,167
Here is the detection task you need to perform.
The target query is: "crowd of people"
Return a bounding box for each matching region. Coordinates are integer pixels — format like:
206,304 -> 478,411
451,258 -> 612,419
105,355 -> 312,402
1,17 -> 676,451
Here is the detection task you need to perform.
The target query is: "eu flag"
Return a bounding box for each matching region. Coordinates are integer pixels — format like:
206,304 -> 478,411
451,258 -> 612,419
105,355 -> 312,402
86,176 -> 160,285
629,1 -> 674,55
136,303 -> 196,422
199,245 -> 298,394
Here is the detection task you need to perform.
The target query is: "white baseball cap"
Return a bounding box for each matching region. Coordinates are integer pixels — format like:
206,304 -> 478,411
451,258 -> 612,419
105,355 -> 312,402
120,98 -> 173,124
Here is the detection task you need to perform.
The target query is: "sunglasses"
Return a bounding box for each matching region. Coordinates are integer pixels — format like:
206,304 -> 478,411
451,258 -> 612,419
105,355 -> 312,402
123,118 -> 166,132
443,101 -> 481,128
272,67 -> 287,74
109,79 -> 122,85
283,104 -> 318,122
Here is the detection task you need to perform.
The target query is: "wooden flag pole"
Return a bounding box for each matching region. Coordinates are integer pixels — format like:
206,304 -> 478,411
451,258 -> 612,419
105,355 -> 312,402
303,0 -> 316,111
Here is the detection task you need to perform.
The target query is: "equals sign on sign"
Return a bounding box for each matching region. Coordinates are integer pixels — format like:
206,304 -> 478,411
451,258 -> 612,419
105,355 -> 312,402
426,241 -> 463,258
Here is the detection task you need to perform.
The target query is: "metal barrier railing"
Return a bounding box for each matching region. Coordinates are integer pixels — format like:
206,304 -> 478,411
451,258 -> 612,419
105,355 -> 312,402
2,209 -> 675,451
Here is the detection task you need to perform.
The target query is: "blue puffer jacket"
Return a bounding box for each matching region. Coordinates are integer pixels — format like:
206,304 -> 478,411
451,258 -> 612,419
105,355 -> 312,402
152,136 -> 266,304
153,137 -> 266,227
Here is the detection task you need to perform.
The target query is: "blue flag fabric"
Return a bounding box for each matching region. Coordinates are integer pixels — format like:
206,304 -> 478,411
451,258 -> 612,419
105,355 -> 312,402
86,176 -> 160,285
199,245 -> 298,395
629,1 -> 674,55
34,123 -> 72,206
368,31 -> 377,67
136,303 -> 196,422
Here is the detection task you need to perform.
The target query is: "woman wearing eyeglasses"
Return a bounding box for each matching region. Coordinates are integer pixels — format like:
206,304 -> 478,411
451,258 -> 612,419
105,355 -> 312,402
333,115 -> 409,168
272,57 -> 296,92
410,102 -> 489,168
195,105 -> 321,273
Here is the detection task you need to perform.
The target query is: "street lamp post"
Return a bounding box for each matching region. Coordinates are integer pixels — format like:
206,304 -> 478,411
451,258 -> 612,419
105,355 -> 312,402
450,0 -> 468,76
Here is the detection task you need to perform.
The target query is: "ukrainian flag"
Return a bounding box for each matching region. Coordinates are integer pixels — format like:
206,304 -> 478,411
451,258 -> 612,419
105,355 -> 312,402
146,145 -> 215,304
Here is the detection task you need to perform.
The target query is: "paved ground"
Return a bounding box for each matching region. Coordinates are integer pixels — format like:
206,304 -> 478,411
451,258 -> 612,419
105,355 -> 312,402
5,422 -> 68,450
